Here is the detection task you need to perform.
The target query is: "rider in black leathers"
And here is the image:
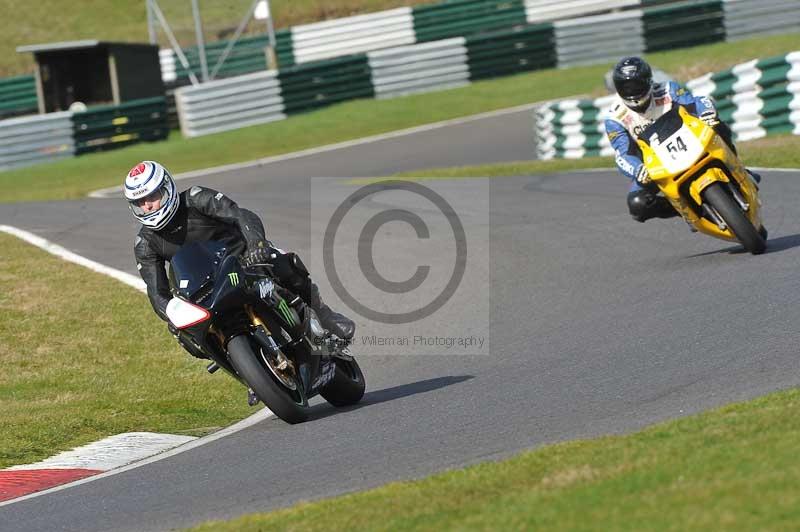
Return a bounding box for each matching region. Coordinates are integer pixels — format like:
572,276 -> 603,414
126,161 -> 355,363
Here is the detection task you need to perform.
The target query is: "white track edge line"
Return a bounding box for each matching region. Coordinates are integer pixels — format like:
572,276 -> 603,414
0,226 -> 276,506
0,225 -> 145,291
0,408 -> 274,507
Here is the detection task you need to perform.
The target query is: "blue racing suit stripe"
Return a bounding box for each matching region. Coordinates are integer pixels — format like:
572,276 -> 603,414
605,118 -> 643,181
669,81 -> 716,115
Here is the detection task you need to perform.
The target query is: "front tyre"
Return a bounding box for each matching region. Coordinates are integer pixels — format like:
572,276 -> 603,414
703,183 -> 766,255
227,334 -> 308,424
320,357 -> 366,407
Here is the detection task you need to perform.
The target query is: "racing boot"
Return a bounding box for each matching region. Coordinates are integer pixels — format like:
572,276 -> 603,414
305,282 -> 355,340
269,250 -> 355,340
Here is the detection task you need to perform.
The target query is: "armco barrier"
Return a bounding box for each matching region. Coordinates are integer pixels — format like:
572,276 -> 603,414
291,8 -> 416,65
277,55 -> 374,114
174,70 -> 285,138
169,0 -> 796,141
368,38 -> 470,99
0,112 -> 75,171
155,0 -> 795,87
555,10 -> 644,67
162,31 -> 294,86
644,0 -> 725,52
158,0 -> 660,86
525,0 -> 639,24
413,0 -> 527,42
723,0 -> 800,42
72,97 -> 169,155
535,51 -> 800,159
0,74 -> 38,118
466,24 -> 556,80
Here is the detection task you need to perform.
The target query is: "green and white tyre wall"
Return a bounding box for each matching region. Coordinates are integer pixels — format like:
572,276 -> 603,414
535,96 -> 616,160
686,53 -> 800,141
534,51 -> 800,160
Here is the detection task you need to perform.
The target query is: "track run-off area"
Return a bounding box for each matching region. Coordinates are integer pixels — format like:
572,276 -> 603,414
1,107 -> 800,531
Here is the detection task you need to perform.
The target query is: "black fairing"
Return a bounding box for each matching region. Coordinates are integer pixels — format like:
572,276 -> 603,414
169,241 -> 226,300
208,255 -> 251,314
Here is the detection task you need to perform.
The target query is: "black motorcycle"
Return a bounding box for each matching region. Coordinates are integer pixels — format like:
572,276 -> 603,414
165,240 -> 365,424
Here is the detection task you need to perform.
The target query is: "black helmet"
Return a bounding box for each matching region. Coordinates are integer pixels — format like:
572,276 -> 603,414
612,56 -> 653,112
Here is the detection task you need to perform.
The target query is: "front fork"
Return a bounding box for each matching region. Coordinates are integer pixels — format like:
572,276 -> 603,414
244,303 -> 338,395
245,305 -> 296,375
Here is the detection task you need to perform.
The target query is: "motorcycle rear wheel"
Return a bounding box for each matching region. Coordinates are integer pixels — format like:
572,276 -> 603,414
320,357 -> 366,407
703,183 -> 766,255
227,334 -> 309,424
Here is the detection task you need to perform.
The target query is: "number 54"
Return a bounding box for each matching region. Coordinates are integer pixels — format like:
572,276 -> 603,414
667,136 -> 688,154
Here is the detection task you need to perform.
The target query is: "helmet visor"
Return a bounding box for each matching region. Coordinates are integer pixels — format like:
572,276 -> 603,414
618,78 -> 651,102
129,182 -> 170,217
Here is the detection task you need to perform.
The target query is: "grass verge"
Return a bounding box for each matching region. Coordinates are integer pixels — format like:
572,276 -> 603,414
0,232 -> 252,469
189,387 -> 800,531
1,32 -> 797,203
1,0 -> 433,77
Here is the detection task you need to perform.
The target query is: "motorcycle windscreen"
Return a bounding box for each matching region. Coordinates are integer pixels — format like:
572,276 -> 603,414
639,106 -> 704,174
639,106 -> 684,143
169,240 -> 228,299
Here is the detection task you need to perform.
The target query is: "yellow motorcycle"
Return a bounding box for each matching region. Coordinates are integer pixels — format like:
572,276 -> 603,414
636,105 -> 766,254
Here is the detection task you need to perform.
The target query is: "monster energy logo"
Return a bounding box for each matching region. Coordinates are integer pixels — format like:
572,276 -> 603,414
228,272 -> 239,286
277,298 -> 296,326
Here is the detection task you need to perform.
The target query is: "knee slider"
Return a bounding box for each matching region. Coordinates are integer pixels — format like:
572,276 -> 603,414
627,190 -> 656,221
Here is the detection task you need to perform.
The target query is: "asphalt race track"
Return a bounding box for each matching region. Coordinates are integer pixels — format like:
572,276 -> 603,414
2,107 -> 800,531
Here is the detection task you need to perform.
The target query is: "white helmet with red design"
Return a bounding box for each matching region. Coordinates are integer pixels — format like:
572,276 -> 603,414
124,160 -> 179,230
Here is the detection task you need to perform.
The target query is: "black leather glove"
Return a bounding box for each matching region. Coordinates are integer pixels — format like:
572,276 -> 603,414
242,240 -> 274,267
699,109 -> 719,127
269,251 -> 310,293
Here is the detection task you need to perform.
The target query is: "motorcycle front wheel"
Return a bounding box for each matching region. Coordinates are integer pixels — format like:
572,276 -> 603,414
320,356 -> 366,407
703,182 -> 766,255
227,334 -> 309,424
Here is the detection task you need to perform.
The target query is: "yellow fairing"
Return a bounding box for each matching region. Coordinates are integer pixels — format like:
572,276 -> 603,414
636,106 -> 762,242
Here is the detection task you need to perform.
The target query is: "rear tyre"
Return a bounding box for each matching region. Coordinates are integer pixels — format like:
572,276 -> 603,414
320,357 -> 366,407
227,334 -> 308,424
703,183 -> 766,255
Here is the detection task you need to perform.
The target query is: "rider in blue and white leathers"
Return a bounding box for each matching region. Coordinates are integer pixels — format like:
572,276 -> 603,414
604,56 -> 758,223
